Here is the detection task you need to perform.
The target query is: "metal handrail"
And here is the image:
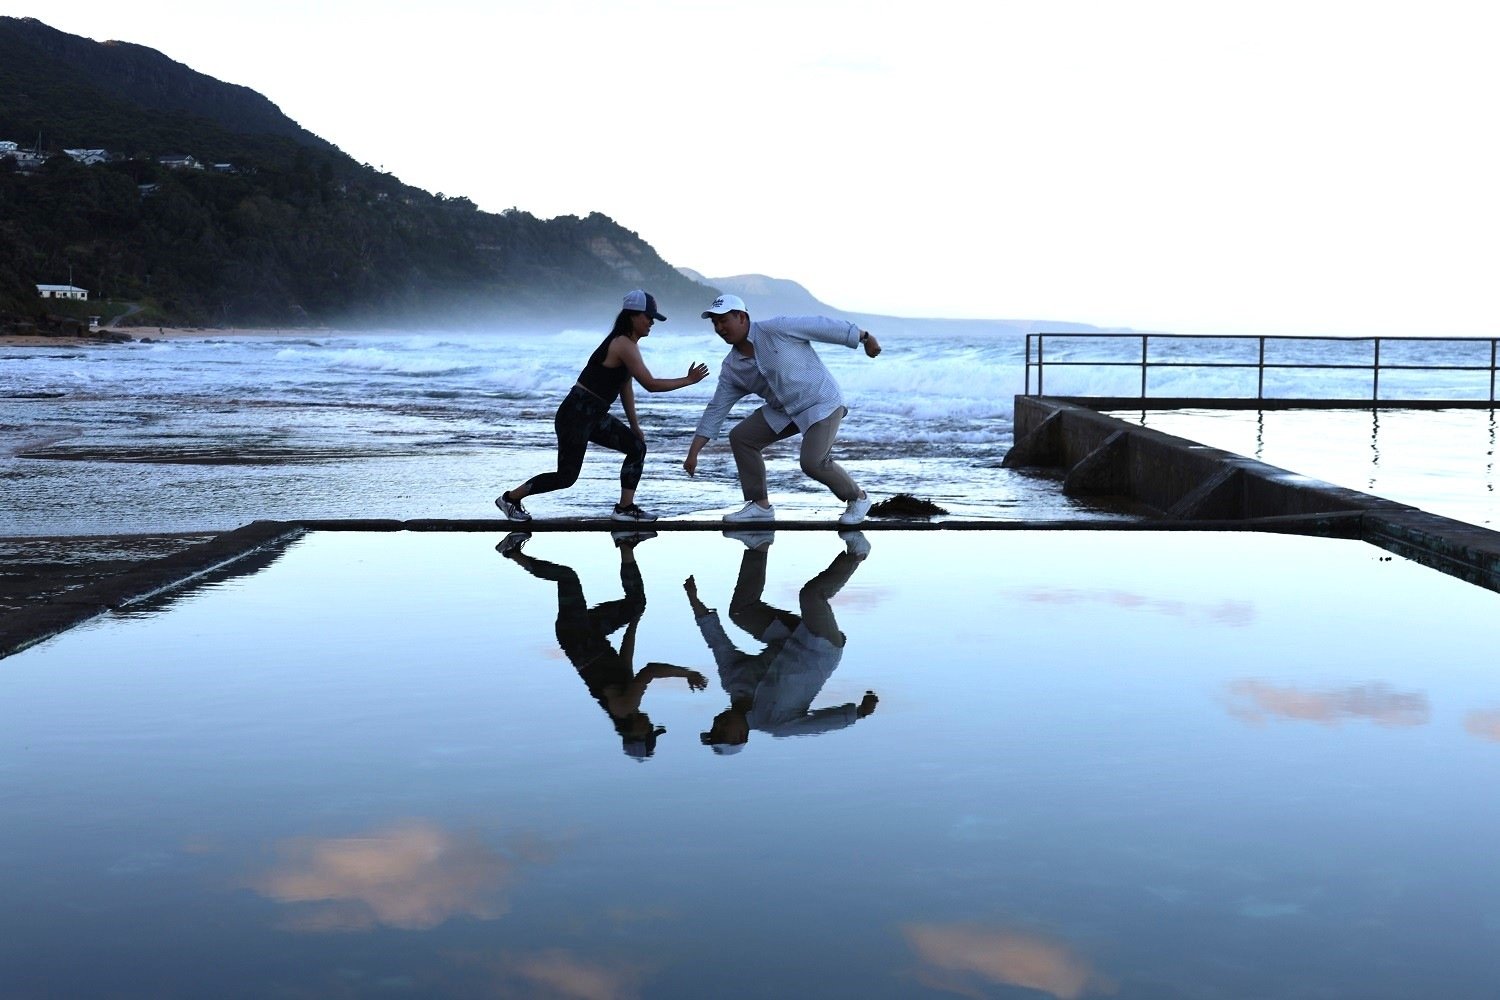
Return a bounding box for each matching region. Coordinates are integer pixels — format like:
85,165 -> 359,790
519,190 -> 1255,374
1023,333 -> 1500,404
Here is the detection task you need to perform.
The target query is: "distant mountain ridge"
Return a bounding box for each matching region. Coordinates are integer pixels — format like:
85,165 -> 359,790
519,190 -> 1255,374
2,15 -> 1074,335
0,16 -> 711,328
2,16 -> 329,148
678,269 -> 1103,338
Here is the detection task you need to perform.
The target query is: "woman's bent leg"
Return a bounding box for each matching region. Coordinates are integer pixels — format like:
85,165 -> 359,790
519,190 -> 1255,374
588,414 -> 647,492
517,393 -> 595,498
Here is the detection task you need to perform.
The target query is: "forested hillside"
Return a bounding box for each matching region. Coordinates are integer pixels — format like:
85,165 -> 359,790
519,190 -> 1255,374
0,16 -> 709,329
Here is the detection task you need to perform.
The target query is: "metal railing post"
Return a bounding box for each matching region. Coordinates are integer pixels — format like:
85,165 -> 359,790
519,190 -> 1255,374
1024,334 -> 1032,395
1258,337 -> 1266,399
1140,335 -> 1149,399
1037,334 -> 1045,396
1372,337 -> 1381,402
1491,338 -> 1496,403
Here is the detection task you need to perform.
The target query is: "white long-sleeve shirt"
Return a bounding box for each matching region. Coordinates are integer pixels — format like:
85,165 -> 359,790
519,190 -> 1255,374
694,612 -> 860,738
693,315 -> 863,440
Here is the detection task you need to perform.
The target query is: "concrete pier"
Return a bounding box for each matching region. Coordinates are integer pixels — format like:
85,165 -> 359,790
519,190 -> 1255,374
1005,395 -> 1500,594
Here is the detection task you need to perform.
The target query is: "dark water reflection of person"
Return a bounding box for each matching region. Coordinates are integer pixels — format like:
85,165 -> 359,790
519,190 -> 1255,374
687,531 -> 878,754
498,531 -> 707,758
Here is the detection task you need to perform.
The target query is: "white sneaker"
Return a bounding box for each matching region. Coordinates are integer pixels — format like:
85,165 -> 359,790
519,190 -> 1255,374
838,530 -> 870,560
723,529 -> 775,551
839,495 -> 872,525
723,501 -> 775,523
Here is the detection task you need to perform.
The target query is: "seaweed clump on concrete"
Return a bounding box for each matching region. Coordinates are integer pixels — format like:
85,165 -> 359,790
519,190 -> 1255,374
868,493 -> 949,518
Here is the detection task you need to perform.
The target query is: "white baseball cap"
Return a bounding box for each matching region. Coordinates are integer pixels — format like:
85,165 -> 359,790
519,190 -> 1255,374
701,293 -> 747,318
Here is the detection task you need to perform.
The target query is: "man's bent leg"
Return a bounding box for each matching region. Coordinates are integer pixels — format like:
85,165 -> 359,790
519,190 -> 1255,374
799,408 -> 860,502
729,408 -> 794,502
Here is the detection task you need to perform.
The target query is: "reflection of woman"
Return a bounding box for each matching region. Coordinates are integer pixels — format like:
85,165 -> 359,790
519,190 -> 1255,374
687,532 -> 877,754
498,531 -> 707,758
496,289 -> 710,523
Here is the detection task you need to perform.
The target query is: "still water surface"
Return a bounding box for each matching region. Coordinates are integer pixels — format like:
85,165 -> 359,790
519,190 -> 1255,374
3,530 -> 1500,998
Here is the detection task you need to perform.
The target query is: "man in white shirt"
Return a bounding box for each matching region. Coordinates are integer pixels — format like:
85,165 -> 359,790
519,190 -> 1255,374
682,294 -> 883,524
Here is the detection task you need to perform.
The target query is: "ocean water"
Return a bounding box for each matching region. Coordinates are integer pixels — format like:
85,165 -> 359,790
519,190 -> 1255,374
0,327 -> 1098,535
2,328 -> 1496,535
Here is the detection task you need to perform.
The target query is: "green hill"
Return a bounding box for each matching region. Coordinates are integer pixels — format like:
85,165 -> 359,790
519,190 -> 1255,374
0,16 -> 711,330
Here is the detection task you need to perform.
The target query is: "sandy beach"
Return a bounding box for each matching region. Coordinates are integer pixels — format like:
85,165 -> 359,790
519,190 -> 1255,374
1,326 -> 326,347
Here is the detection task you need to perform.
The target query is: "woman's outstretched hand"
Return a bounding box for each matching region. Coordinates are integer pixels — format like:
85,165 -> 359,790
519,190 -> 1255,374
687,361 -> 710,383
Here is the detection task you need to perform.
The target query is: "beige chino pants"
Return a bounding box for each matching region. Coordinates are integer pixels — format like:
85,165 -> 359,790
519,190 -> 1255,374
728,406 -> 860,504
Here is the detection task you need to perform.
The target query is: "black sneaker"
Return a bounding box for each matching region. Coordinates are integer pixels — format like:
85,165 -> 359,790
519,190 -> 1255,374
611,502 -> 658,522
495,492 -> 531,522
496,531 -> 530,557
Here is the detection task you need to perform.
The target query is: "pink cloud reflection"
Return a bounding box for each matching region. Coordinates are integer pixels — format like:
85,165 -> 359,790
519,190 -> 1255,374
902,922 -> 1114,999
1465,709 -> 1500,742
250,820 -> 516,932
1007,586 -> 1254,627
1228,680 -> 1429,728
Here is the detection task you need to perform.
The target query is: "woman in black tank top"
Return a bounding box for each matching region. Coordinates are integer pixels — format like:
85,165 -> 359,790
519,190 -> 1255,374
495,290 -> 710,523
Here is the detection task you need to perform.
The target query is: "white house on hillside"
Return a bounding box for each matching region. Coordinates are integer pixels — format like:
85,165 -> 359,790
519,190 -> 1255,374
37,284 -> 89,301
64,148 -> 110,165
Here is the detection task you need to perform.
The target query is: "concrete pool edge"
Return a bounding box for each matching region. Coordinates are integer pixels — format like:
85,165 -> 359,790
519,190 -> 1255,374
0,520 -> 306,660
0,511 -> 1367,663
1005,394 -> 1500,594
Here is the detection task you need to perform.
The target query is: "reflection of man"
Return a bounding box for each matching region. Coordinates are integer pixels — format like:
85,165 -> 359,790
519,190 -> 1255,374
687,531 -> 878,754
498,531 -> 707,758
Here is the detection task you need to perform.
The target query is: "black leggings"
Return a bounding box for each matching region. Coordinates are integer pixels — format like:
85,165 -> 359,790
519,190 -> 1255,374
519,386 -> 646,497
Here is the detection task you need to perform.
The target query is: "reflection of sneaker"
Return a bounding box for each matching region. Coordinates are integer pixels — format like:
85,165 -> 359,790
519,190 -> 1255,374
723,501 -> 775,523
722,529 -> 775,551
611,529 -> 657,549
839,494 -> 872,525
495,492 -> 532,522
838,530 -> 870,560
496,531 -> 531,557
611,502 -> 658,522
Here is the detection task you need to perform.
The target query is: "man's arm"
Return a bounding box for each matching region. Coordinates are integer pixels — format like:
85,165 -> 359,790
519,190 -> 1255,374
684,434 -> 710,477
760,315 -> 868,350
685,370 -> 746,473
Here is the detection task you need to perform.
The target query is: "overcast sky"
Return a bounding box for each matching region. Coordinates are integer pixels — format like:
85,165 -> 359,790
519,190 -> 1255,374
22,1 -> 1500,335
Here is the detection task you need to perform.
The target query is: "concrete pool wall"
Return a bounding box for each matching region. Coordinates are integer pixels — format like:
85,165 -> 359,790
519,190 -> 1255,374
1006,395 -> 1500,594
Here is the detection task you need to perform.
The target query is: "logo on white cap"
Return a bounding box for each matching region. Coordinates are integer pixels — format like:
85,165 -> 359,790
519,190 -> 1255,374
701,293 -> 747,318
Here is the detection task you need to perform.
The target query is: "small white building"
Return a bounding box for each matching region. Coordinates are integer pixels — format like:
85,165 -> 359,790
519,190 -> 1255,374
37,284 -> 90,301
158,154 -> 203,170
64,148 -> 110,165
0,140 -> 18,153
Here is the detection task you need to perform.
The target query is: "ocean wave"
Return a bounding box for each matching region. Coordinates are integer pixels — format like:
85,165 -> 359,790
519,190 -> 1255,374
272,346 -> 485,378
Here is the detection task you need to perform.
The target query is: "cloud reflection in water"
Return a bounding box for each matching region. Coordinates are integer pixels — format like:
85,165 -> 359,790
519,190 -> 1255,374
1464,709 -> 1500,742
902,922 -> 1114,999
250,820 -> 518,932
1227,680 -> 1429,728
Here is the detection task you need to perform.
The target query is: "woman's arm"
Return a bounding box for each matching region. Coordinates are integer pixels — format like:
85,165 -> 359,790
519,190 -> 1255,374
613,337 -> 709,393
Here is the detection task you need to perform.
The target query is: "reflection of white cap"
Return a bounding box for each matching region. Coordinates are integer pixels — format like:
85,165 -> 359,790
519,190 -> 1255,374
711,743 -> 745,755
701,293 -> 747,318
